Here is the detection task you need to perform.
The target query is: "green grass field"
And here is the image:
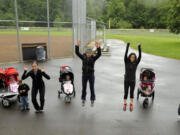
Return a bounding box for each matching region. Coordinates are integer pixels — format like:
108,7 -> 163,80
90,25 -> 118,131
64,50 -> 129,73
0,27 -> 72,36
106,29 -> 180,60
0,31 -> 72,36
0,28 -> 180,60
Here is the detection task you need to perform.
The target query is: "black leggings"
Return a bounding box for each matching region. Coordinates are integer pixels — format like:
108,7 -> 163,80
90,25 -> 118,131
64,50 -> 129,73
124,80 -> 135,99
31,87 -> 45,110
81,74 -> 95,101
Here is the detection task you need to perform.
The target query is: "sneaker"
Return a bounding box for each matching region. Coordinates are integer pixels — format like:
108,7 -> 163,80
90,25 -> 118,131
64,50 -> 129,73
21,109 -> 25,112
91,101 -> 94,107
82,100 -> 86,107
123,104 -> 127,111
26,108 -> 30,111
130,104 -> 133,112
178,116 -> 180,121
39,109 -> 44,113
35,110 -> 40,113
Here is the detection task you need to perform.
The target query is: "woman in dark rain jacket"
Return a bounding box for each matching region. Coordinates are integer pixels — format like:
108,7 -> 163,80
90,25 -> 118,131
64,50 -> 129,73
22,61 -> 50,113
123,43 -> 141,112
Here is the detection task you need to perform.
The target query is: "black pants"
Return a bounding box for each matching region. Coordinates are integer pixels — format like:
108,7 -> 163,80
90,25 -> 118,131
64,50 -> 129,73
82,74 -> 95,101
124,80 -> 135,99
31,87 -> 45,110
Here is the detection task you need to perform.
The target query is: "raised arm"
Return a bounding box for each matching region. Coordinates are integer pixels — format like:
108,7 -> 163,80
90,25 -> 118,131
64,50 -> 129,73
21,70 -> 30,80
75,40 -> 84,60
41,67 -> 50,80
124,43 -> 130,63
75,46 -> 84,60
42,72 -> 50,80
21,66 -> 30,80
136,44 -> 142,65
94,42 -> 101,61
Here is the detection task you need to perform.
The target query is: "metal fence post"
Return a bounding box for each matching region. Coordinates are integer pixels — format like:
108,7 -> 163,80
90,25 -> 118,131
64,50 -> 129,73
14,0 -> 22,62
47,0 -> 51,59
103,24 -> 106,44
73,0 -> 87,54
72,0 -> 78,57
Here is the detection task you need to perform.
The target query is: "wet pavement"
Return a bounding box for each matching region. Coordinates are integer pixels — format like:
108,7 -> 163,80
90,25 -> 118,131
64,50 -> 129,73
0,39 -> 180,135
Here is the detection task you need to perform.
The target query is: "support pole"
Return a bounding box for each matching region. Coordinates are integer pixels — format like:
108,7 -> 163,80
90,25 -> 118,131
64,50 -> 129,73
14,0 -> 22,62
72,0 -> 78,57
72,0 -> 87,55
103,24 -> 106,44
47,0 -> 51,59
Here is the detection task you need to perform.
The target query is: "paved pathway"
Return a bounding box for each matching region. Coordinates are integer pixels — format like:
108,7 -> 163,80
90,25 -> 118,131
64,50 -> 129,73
0,39 -> 180,135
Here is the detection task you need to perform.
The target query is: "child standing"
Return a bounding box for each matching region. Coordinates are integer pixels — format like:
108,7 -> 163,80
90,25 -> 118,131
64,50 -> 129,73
18,80 -> 30,111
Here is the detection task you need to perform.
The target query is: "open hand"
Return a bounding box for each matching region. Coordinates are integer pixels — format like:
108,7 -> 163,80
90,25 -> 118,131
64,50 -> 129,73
138,43 -> 141,47
77,40 -> 81,46
41,66 -> 45,72
95,41 -> 99,48
24,65 -> 28,71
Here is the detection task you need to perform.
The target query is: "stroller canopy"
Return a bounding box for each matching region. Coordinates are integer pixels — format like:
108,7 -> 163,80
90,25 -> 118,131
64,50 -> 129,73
0,68 -> 5,75
5,67 -> 19,76
140,68 -> 155,81
60,66 -> 74,82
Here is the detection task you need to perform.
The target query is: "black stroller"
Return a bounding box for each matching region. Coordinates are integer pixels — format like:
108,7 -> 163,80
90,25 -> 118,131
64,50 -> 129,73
137,68 -> 156,108
58,66 -> 75,103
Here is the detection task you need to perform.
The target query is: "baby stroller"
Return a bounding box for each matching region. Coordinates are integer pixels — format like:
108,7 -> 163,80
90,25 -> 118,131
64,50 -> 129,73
137,68 -> 155,108
58,66 -> 75,103
0,67 -> 19,108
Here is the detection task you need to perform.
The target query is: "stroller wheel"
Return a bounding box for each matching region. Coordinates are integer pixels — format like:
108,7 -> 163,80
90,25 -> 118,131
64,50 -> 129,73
73,90 -> 76,97
137,89 -> 140,100
65,96 -> 71,103
152,91 -> 155,101
17,95 -> 20,103
2,98 -> 11,108
178,104 -> 180,116
58,91 -> 62,98
143,98 -> 149,108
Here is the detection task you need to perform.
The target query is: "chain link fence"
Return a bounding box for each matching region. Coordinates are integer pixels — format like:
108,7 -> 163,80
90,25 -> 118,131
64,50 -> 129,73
0,0 -> 106,63
86,18 -> 106,51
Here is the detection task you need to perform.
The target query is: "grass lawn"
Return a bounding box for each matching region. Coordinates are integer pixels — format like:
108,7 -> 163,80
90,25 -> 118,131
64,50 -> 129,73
0,31 -> 72,36
106,29 -> 180,60
1,28 -> 180,60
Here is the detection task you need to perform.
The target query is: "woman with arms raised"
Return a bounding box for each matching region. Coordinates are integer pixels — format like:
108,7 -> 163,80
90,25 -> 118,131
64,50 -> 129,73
22,61 -> 50,113
123,43 -> 142,112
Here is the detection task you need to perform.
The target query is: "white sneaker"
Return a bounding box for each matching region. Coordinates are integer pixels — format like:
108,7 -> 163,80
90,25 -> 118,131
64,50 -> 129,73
39,109 -> 44,113
178,116 -> 180,121
35,110 -> 40,113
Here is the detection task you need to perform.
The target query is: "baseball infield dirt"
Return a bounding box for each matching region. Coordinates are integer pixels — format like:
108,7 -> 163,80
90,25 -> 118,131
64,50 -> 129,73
0,35 -> 72,63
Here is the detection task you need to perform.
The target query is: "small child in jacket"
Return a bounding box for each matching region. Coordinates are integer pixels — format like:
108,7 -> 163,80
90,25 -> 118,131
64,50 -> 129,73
18,80 -> 30,111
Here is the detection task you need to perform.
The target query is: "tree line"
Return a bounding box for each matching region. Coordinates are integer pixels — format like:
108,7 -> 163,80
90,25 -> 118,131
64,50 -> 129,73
88,0 -> 180,34
0,0 -> 72,27
0,0 -> 179,34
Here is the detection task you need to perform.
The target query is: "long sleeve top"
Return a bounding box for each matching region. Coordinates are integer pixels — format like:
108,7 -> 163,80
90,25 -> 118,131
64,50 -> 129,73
18,83 -> 30,96
22,69 -> 50,88
75,45 -> 101,75
124,44 -> 141,81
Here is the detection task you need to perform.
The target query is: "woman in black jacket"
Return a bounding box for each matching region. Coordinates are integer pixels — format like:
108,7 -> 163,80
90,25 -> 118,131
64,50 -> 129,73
123,43 -> 141,112
75,40 -> 101,106
22,61 -> 50,113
